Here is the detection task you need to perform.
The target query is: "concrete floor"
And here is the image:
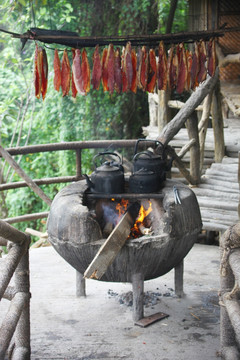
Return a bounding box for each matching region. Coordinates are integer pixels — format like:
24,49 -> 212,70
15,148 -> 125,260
1,243 -> 221,360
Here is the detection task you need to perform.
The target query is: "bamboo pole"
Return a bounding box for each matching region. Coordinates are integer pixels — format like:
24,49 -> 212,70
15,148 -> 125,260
0,145 -> 52,206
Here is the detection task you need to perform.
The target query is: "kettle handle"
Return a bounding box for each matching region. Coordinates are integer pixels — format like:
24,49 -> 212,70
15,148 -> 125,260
93,151 -> 122,169
134,139 -> 164,155
133,151 -> 152,161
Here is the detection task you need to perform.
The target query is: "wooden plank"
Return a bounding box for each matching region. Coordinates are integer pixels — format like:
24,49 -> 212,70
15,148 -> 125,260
84,202 -> 140,280
193,188 -> 238,200
135,312 -> 169,327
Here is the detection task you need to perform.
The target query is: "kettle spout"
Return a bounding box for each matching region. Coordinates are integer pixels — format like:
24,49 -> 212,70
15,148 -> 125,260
83,174 -> 94,190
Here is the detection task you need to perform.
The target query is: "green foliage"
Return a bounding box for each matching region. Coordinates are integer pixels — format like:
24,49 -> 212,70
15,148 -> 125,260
0,0 -> 188,234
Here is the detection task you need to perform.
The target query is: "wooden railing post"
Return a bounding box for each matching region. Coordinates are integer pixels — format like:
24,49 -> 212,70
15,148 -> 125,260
76,149 -> 82,180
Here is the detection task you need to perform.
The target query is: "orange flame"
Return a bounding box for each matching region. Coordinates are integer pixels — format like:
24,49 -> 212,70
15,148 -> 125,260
111,199 -> 152,238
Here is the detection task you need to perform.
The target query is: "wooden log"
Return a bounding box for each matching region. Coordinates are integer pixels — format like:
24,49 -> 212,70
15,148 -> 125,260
185,112 -> 200,183
201,177 -> 239,190
3,212 -> 49,224
198,93 -> 213,173
76,271 -> 86,297
196,198 -> 238,211
0,243 -> 28,300
223,295 -> 240,347
174,260 -> 184,298
177,139 -> 196,159
0,220 -> 29,244
157,68 -> 219,145
0,145 -> 52,206
221,346 -> 240,360
211,80 -> 225,162
13,250 -> 30,359
192,188 -> 238,201
158,90 -> 170,132
165,145 -> 197,185
84,202 -> 140,280
132,272 -> 144,322
0,292 -> 30,359
168,100 -> 203,111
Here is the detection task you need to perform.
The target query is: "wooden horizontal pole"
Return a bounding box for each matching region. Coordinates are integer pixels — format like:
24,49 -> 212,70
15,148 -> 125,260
0,220 -> 29,244
3,212 -> 49,224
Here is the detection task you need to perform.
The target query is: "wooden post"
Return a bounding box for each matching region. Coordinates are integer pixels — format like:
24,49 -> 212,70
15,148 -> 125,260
132,272 -> 144,322
198,92 -> 213,173
186,112 -> 201,184
158,90 -> 170,132
174,260 -> 184,297
211,80 -> 225,163
76,271 -> 86,297
76,149 -> 82,180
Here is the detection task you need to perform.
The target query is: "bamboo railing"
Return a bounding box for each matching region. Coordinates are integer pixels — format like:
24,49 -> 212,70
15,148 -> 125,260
0,220 -> 31,359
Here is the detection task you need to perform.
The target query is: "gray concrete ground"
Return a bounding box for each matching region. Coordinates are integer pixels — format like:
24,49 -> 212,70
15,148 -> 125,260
1,243 -> 221,359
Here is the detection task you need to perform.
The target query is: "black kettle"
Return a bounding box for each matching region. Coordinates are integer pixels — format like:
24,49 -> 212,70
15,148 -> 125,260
129,168 -> 160,193
84,152 -> 125,194
132,139 -> 172,183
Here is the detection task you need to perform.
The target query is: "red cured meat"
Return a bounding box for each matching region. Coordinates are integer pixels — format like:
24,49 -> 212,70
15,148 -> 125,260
81,49 -> 90,94
146,49 -> 157,93
72,49 -> 85,95
101,48 -> 109,92
91,45 -> 102,90
157,41 -> 167,91
61,49 -> 71,97
71,49 -> 78,98
106,44 -> 115,95
114,47 -> 122,94
53,49 -> 61,92
131,49 -> 137,93
176,43 -> 187,94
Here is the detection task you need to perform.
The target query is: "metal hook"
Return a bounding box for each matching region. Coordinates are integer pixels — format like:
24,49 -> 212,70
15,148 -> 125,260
173,186 -> 181,204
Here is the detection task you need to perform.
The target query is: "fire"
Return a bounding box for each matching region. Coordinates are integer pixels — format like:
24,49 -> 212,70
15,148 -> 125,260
111,198 -> 152,238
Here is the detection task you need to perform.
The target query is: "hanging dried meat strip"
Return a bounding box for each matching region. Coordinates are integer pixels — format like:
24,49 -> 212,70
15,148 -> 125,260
106,44 -> 115,95
61,49 -> 71,96
157,41 -> 167,91
168,45 -> 178,90
91,45 -> 102,91
71,49 -> 78,98
72,49 -> 85,95
131,49 -> 137,93
137,46 -> 148,91
53,49 -> 61,92
101,48 -> 109,92
41,48 -> 48,100
34,44 -> 41,99
186,49 -> 192,91
81,49 -> 90,95
190,42 -> 199,90
207,38 -> 217,77
114,47 -> 122,94
197,40 -> 207,83
176,43 -> 187,94
122,42 -> 133,92
146,49 -> 157,93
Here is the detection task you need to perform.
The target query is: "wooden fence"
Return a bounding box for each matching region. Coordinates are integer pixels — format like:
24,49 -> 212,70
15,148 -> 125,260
0,220 -> 31,359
